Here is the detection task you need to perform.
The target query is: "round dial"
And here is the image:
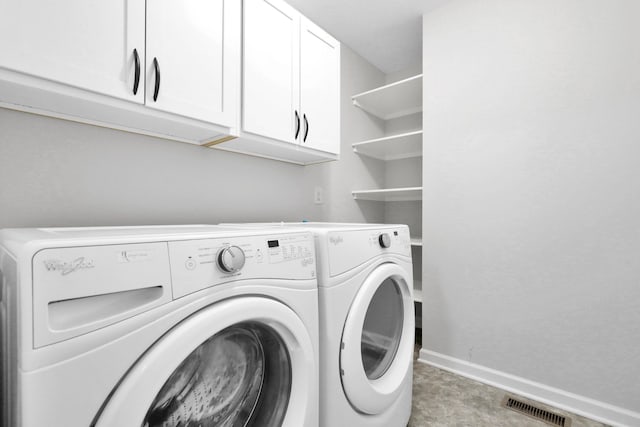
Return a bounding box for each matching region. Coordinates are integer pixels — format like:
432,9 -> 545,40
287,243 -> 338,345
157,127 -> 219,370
378,233 -> 391,249
217,246 -> 246,273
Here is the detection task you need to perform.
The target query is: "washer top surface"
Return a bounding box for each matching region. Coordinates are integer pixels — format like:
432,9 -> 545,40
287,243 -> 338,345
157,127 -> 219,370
37,224 -> 245,236
0,225 -> 310,255
220,222 -> 406,233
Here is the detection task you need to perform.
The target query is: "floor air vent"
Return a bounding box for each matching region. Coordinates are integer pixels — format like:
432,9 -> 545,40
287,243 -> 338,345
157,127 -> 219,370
501,396 -> 571,427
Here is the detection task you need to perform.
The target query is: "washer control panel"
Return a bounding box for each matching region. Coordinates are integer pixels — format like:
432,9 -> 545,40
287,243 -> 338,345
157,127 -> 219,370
169,232 -> 315,298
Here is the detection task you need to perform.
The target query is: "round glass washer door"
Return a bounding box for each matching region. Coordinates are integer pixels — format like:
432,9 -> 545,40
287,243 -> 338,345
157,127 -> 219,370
143,323 -> 289,427
340,263 -> 414,415
94,297 -> 315,427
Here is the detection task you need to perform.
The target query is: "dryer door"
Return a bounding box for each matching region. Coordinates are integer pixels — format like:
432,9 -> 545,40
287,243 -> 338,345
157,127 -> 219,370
340,263 -> 414,414
94,297 -> 315,427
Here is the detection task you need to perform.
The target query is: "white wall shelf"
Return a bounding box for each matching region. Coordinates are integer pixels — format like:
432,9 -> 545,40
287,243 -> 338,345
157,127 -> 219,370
352,130 -> 422,161
352,186 -> 422,202
351,71 -> 424,323
414,280 -> 422,303
351,74 -> 422,120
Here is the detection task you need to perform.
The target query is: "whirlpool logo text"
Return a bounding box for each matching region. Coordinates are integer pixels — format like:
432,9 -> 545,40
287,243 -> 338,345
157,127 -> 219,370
43,257 -> 95,275
329,235 -> 344,245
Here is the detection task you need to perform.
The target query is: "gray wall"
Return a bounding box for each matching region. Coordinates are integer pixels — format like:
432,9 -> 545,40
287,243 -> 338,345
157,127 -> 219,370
421,0 -> 640,423
0,109 -> 311,227
0,45 -> 385,229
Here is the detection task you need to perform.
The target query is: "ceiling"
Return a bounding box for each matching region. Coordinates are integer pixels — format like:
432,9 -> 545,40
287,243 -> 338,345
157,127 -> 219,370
286,0 -> 450,74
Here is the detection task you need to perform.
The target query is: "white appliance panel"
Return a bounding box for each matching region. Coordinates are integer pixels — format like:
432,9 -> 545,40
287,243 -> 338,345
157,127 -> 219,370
32,242 -> 172,348
169,233 -> 316,298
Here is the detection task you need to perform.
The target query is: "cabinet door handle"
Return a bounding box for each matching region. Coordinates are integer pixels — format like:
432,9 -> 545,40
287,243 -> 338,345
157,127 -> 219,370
132,49 -> 141,95
303,114 -> 309,142
294,110 -> 301,139
153,57 -> 161,102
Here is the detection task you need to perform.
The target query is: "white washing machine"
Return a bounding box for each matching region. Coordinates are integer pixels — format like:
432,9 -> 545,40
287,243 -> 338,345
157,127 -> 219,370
222,222 -> 415,427
0,225 -> 319,427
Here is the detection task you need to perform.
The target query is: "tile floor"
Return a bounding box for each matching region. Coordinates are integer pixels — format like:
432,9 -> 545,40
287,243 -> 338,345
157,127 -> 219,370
409,349 -> 609,427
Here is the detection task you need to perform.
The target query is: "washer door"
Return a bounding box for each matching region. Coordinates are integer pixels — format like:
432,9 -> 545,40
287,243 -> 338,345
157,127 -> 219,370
94,297 -> 314,427
340,263 -> 414,415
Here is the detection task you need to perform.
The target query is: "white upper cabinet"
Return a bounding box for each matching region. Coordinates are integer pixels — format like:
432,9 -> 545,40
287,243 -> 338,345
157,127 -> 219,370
0,0 -> 240,144
239,0 -> 341,159
0,0 -> 145,103
146,0 -> 237,126
0,0 -> 337,164
243,0 -> 300,143
299,18 -> 340,154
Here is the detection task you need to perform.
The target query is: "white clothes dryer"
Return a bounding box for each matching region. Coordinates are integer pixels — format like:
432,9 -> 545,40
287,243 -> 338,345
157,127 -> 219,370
0,225 -> 319,427
222,222 -> 415,427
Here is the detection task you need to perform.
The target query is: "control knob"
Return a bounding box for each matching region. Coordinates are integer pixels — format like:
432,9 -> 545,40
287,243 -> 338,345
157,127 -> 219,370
378,233 -> 391,248
217,246 -> 246,273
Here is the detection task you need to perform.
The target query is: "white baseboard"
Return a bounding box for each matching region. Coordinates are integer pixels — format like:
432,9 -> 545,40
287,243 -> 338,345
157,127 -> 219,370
418,349 -> 640,427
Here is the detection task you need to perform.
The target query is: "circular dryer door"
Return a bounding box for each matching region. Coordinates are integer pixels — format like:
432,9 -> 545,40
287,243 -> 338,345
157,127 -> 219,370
340,262 -> 414,415
94,297 -> 314,427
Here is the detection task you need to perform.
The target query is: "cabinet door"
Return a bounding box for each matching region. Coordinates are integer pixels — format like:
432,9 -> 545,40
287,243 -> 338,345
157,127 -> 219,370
299,18 -> 340,154
146,0 -> 238,126
0,0 -> 145,103
243,0 -> 300,144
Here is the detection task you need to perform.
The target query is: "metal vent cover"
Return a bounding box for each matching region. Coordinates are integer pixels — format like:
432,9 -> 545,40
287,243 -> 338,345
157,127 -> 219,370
502,396 -> 571,427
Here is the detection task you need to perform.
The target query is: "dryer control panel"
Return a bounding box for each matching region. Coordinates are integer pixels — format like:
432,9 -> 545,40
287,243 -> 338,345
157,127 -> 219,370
168,232 -> 316,298
327,226 -> 411,277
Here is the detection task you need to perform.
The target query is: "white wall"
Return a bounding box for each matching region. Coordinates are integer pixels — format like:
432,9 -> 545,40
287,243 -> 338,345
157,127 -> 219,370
420,0 -> 640,424
0,46 -> 384,229
384,63 -> 422,85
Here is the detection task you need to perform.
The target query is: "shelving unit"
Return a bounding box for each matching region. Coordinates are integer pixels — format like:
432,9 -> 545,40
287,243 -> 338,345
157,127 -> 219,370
352,187 -> 422,202
352,130 -> 422,161
413,281 -> 423,303
351,72 -> 424,308
351,74 -> 422,120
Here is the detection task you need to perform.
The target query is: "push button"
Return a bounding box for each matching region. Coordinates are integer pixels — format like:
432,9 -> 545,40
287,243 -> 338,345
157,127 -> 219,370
185,257 -> 197,270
